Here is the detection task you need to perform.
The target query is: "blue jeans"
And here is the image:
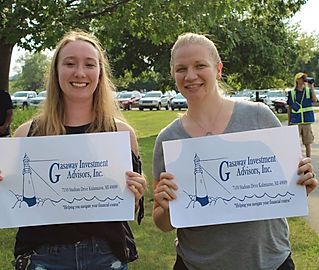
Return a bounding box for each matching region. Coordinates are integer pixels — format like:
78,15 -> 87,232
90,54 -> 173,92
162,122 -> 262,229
15,238 -> 128,270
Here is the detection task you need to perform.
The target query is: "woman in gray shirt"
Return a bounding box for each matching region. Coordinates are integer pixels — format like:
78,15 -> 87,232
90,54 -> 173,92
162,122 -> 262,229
152,33 -> 318,270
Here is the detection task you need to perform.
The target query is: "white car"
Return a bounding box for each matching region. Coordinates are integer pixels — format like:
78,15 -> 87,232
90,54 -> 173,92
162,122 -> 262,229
262,90 -> 286,109
138,91 -> 170,110
230,90 -> 252,102
266,90 -> 287,102
11,91 -> 37,109
29,90 -> 47,107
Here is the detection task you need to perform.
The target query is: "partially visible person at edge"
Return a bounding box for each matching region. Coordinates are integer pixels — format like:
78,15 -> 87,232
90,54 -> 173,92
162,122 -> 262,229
152,33 -> 318,270
0,89 -> 13,137
287,72 -> 317,158
0,30 -> 147,270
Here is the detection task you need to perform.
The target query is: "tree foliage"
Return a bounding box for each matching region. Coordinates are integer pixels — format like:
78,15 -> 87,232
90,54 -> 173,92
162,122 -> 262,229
0,0 -> 131,91
1,0 -> 312,92
210,14 -> 301,89
294,33 -> 319,83
95,0 -> 309,90
13,52 -> 50,92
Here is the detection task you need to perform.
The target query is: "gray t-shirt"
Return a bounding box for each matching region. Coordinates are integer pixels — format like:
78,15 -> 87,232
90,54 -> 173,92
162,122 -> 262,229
153,101 -> 291,270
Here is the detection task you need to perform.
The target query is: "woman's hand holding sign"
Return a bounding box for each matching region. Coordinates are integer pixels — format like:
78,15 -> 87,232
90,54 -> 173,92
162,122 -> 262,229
126,171 -> 147,205
297,158 -> 318,195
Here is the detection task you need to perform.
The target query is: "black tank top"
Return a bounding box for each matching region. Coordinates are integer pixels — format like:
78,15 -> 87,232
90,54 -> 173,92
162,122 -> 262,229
14,122 -> 144,262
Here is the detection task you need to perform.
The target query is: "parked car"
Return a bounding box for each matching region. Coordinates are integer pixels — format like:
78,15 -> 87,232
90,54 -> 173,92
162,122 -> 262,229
266,90 -> 287,102
11,91 -> 37,109
163,90 -> 177,105
170,93 -> 188,110
264,90 -> 288,113
29,90 -> 47,107
250,91 -> 269,103
272,100 -> 288,114
116,91 -> 141,110
230,90 -> 252,102
138,91 -> 170,110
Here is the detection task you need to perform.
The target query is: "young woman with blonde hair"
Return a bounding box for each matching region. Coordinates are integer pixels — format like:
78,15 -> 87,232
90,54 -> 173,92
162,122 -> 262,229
1,30 -> 146,270
152,32 -> 317,270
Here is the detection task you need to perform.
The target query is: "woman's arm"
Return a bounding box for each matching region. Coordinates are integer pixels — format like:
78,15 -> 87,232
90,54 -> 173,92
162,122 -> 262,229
115,119 -> 147,209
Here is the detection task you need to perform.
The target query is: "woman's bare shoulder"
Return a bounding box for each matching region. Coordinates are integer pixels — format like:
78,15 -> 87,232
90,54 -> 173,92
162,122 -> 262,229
114,119 -> 139,155
115,119 -> 134,132
13,121 -> 32,137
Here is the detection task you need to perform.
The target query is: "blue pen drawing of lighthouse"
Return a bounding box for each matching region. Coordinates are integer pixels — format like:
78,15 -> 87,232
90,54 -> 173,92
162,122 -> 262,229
184,153 -> 294,209
11,153 -> 60,208
22,154 -> 37,206
187,154 -> 231,208
194,154 -> 209,206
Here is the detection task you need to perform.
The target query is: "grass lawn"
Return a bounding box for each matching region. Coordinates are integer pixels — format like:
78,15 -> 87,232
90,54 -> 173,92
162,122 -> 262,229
0,108 -> 318,269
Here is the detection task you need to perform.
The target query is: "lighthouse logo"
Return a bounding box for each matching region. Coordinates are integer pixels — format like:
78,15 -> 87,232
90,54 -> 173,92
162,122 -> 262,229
22,154 -> 37,207
10,153 -> 123,209
10,153 -> 60,208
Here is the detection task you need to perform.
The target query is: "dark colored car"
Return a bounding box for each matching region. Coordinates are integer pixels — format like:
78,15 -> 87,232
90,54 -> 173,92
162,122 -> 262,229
170,93 -> 188,110
272,100 -> 287,114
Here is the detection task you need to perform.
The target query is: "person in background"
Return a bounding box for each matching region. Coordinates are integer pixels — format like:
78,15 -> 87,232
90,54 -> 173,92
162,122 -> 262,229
152,33 -> 318,270
0,30 -> 146,270
0,89 -> 13,137
287,72 -> 317,158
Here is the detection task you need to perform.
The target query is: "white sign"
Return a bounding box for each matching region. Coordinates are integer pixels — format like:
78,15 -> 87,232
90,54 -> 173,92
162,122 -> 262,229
163,126 -> 308,228
0,132 -> 134,228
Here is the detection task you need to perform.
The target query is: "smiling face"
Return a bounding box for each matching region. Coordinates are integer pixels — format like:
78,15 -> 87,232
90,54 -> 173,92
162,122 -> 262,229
57,40 -> 100,103
172,44 -> 222,102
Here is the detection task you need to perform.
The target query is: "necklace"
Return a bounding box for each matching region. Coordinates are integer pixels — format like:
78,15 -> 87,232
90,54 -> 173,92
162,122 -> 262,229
186,113 -> 213,136
186,99 -> 224,136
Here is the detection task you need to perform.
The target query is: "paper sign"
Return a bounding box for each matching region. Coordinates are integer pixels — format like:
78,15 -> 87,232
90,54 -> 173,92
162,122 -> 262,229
163,126 -> 308,228
0,132 -> 134,228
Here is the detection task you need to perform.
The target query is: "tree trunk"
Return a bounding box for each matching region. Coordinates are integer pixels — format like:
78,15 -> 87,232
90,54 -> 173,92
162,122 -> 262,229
0,39 -> 14,92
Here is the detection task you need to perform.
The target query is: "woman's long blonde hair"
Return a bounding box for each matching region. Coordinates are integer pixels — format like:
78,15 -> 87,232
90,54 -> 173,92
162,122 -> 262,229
31,30 -> 122,135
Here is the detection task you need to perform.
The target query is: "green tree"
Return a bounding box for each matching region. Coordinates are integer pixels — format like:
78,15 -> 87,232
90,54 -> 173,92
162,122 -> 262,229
209,17 -> 301,90
100,0 -> 308,90
14,52 -> 50,92
294,33 -> 319,84
0,0 -> 308,92
0,0 -> 131,91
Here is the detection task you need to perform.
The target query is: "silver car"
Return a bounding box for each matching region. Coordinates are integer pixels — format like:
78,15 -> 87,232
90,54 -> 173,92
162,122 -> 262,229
138,91 -> 169,110
29,90 -> 47,107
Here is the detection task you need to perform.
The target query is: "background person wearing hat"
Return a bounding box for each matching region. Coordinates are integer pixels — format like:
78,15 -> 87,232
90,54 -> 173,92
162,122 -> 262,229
287,72 -> 317,157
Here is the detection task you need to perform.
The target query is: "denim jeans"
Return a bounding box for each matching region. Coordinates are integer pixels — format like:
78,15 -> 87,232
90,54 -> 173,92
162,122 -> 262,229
15,238 -> 128,270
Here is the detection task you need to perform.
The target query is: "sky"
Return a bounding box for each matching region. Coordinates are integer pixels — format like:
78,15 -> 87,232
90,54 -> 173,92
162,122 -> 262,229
9,0 -> 319,76
289,0 -> 319,35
